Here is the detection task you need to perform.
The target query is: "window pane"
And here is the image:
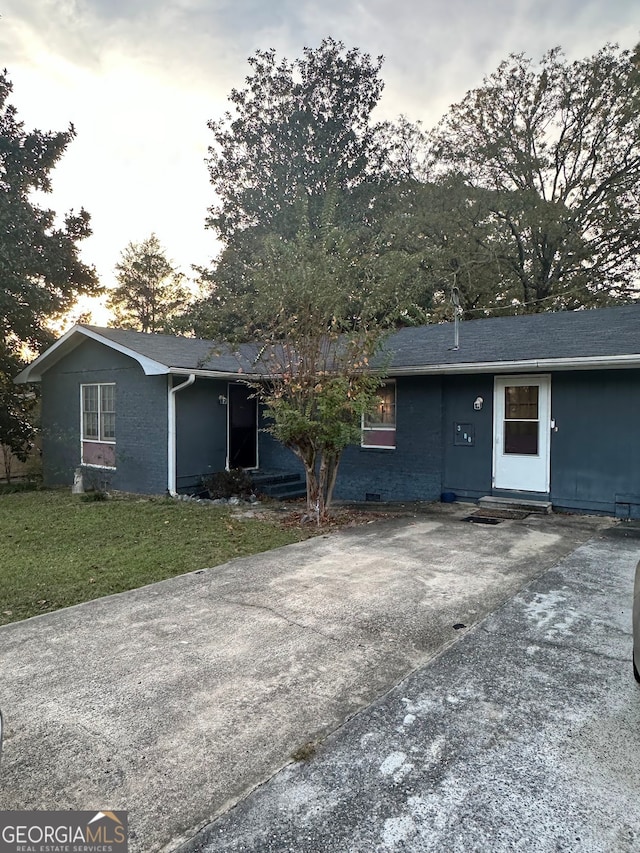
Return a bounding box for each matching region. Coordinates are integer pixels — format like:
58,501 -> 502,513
83,412 -> 99,439
82,384 -> 115,442
505,386 -> 538,420
365,384 -> 396,427
101,384 -> 115,413
83,385 -> 98,413
101,412 -> 116,441
504,421 -> 538,455
362,428 -> 396,448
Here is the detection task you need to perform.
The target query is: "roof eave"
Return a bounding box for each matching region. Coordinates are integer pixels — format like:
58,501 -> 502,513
14,325 -> 170,383
388,354 -> 640,376
169,368 -> 264,381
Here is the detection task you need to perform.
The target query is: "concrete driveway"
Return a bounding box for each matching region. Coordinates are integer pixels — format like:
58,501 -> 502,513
181,524 -> 640,853
0,505 -> 614,850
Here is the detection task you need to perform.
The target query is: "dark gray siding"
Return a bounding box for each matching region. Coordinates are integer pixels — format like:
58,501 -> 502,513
175,378 -> 228,489
334,377 -> 444,502
41,338 -> 168,494
257,407 -> 305,476
441,374 -> 494,500
41,336 -> 639,514
550,369 -> 640,516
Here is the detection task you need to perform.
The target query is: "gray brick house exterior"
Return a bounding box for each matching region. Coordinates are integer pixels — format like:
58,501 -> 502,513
16,304 -> 640,517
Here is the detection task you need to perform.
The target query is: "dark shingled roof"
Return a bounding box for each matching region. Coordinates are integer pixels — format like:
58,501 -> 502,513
83,325 -> 264,373
82,304 -> 639,374
382,304 -> 640,370
17,305 -> 638,386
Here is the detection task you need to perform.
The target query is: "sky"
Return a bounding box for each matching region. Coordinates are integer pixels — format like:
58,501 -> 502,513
1,0 -> 638,321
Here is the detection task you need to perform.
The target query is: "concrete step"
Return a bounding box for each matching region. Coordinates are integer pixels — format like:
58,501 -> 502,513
264,482 -> 307,499
250,470 -> 306,500
478,496 -> 552,514
250,471 -> 301,487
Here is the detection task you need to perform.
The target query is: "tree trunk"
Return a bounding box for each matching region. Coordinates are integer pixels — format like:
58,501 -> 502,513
317,453 -> 330,523
1,445 -> 12,484
305,463 -> 322,523
291,443 -> 320,522
324,451 -> 342,511
317,450 -> 342,521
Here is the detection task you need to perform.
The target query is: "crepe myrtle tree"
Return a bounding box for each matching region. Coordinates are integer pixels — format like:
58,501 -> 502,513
222,196 -> 389,523
257,340 -> 384,524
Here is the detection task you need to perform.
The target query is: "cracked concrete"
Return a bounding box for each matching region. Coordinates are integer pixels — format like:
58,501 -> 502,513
216,597 -> 343,643
0,504 -> 611,851
181,525 -> 640,853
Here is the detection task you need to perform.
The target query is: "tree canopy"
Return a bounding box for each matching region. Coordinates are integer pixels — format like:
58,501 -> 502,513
430,43 -> 640,310
190,38 -> 640,344
107,233 -> 190,333
0,70 -> 99,464
206,37 -> 391,242
178,38 -> 430,340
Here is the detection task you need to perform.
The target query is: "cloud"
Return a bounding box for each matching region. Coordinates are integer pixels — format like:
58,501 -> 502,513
0,0 -> 637,303
292,0 -> 639,123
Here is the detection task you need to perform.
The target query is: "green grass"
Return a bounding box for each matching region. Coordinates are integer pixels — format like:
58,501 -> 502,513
0,490 -> 307,626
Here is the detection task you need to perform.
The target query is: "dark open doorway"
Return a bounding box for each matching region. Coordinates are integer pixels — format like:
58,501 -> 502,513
227,383 -> 258,469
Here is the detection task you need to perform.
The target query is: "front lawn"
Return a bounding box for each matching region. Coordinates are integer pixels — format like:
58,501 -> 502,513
0,490 -> 307,625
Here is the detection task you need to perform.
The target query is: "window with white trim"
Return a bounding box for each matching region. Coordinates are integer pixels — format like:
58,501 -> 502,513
362,381 -> 396,449
81,383 -> 116,468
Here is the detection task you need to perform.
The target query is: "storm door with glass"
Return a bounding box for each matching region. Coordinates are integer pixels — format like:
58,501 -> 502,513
492,375 -> 550,492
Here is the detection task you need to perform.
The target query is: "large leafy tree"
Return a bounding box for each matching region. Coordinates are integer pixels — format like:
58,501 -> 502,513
360,176 -> 510,322
430,44 -> 640,309
183,41 -> 452,518
107,233 -> 189,333
0,70 -> 99,468
206,37 -> 390,241
179,38 -> 431,340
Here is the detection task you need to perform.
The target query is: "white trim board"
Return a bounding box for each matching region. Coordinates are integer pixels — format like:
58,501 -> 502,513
15,325 -> 168,382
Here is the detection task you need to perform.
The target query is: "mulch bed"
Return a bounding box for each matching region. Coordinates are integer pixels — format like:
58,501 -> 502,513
277,505 -> 396,531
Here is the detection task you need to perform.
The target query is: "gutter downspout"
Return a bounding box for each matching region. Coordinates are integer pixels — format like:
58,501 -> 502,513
167,374 -> 195,496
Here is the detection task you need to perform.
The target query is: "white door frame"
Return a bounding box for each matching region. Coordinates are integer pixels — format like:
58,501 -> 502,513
492,374 -> 551,493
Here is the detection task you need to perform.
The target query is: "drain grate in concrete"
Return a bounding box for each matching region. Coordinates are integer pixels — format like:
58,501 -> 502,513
463,516 -> 503,525
462,508 -> 530,525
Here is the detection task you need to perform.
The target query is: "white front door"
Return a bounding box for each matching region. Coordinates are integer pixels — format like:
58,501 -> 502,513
493,375 -> 551,493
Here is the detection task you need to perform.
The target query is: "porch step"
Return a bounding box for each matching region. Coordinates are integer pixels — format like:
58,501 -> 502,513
478,496 -> 552,514
251,471 -> 301,487
250,470 -> 306,500
266,483 -> 307,500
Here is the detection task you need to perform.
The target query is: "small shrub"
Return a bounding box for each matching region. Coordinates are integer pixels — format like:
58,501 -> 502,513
80,490 -> 108,502
202,469 -> 254,500
81,468 -> 112,495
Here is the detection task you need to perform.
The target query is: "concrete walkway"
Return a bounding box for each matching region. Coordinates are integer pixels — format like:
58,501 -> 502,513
179,524 -> 640,853
0,505 -> 614,850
